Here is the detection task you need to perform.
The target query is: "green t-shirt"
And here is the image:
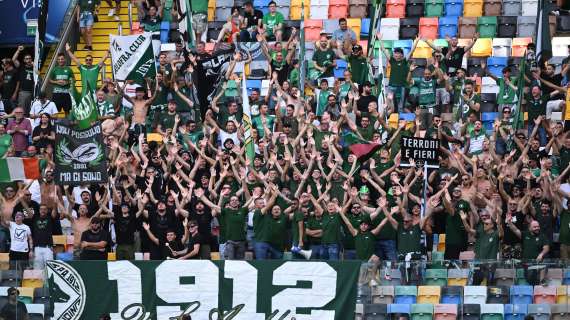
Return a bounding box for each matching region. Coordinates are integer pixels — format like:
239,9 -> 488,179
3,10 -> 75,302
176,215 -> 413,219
342,213 -> 368,250
445,212 -> 466,246
372,212 -> 400,240
321,213 -> 341,244
79,64 -> 101,95
355,231 -> 376,260
497,77 -> 517,104
389,57 -> 409,87
97,100 -> 115,117
291,211 -> 306,246
397,224 -> 422,255
220,207 -> 248,241
267,214 -> 288,249
416,78 -> 437,107
526,94 -> 548,121
560,147 -> 570,170
253,210 -> 270,242
157,112 -> 177,131
289,68 -> 300,88
0,134 -> 12,158
559,210 -> 570,246
313,49 -> 336,77
348,55 -> 369,85
50,66 -> 74,94
522,230 -> 548,260
262,12 -> 284,36
459,93 -> 481,120
307,215 -> 324,246
190,0 -> 208,13
475,227 -> 499,260
252,115 -> 275,138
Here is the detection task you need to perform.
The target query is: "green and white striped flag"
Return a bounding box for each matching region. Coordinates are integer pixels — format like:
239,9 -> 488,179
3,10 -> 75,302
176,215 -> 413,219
242,72 -> 255,162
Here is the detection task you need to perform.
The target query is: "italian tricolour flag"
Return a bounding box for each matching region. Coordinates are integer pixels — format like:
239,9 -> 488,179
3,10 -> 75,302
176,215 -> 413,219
0,158 -> 41,182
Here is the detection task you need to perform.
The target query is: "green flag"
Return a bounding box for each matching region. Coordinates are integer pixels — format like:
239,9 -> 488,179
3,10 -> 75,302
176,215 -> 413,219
299,0 -> 306,97
72,83 -> 98,129
242,72 -> 255,162
512,56 -> 527,132
535,0 -> 552,66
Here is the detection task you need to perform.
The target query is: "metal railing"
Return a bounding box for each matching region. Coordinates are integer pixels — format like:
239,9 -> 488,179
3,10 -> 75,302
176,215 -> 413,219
40,0 -> 79,94
128,1 -> 133,31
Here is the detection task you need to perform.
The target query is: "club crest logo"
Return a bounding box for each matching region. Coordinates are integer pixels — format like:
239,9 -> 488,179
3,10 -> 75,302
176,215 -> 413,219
46,260 -> 86,320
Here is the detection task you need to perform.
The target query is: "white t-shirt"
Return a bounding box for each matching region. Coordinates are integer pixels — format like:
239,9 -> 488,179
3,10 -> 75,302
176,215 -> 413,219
9,222 -> 31,253
29,99 -> 58,129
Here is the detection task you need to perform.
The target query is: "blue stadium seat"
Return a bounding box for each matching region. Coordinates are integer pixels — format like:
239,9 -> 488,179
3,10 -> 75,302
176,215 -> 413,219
439,16 -> 459,38
441,286 -> 463,304
361,18 -> 371,38
56,252 -> 73,261
246,80 -> 262,96
445,0 -> 464,16
395,286 -> 418,304
254,0 -> 271,15
334,59 -> 348,79
393,40 -> 414,57
504,304 -> 528,320
510,285 -> 534,305
389,304 -> 411,315
399,113 -> 416,121
563,269 -> 570,284
487,57 -> 509,78
160,21 -> 170,43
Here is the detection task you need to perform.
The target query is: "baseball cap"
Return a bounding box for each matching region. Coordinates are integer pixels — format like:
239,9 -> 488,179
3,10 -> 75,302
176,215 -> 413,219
352,44 -> 362,51
359,186 -> 370,194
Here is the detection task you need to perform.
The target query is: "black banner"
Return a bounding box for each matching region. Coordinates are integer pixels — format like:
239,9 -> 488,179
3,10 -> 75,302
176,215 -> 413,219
401,137 -> 440,165
193,47 -> 234,119
54,121 -> 108,185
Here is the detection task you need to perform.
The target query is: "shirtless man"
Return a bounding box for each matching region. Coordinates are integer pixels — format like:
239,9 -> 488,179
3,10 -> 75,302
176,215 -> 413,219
117,80 -> 158,143
0,186 -> 23,223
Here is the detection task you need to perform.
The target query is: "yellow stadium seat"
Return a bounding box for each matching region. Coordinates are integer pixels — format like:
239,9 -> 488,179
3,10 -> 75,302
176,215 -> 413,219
471,38 -> 492,57
437,234 -> 446,252
556,286 -> 568,304
463,0 -> 484,16
291,0 -> 311,20
347,19 -> 362,41
53,235 -> 67,253
0,253 -> 9,270
566,88 -> 570,120
108,252 -> 116,261
18,287 -> 34,300
146,133 -> 163,143
412,41 -> 433,59
388,113 -> 399,129
208,0 -> 215,8
418,286 -> 441,304
211,252 -> 221,260
208,7 -> 215,21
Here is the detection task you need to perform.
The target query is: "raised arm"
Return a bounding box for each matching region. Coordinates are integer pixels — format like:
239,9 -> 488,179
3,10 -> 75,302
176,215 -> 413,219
65,43 -> 82,67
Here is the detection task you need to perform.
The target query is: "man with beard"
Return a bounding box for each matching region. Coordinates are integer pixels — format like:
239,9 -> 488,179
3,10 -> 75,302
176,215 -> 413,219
79,217 -> 109,260
12,46 -> 34,112
312,33 -> 336,78
12,190 -> 39,228
187,200 -> 213,259
408,65 -> 445,130
31,204 -> 57,269
507,218 -> 550,284
140,198 -> 180,260
114,203 -> 139,260
48,53 -> 74,114
1,211 -> 32,268
73,190 -> 99,218
143,221 -> 189,259
465,120 -> 487,156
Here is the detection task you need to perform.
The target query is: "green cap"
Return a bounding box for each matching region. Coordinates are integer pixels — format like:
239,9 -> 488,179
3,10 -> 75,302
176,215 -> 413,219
359,186 -> 369,194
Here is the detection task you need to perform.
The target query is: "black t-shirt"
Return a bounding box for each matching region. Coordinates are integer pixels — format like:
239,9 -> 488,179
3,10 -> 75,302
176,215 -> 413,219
114,207 -> 137,245
271,61 -> 290,85
149,209 -> 179,240
1,68 -> 18,97
541,73 -> 563,96
244,9 -> 264,28
80,229 -> 109,260
32,125 -> 54,149
442,47 -> 465,72
31,213 -> 54,247
188,209 -> 213,244
502,210 -> 525,245
0,301 -> 28,320
18,65 -> 34,92
356,94 -> 378,114
186,233 -> 202,259
160,238 -> 185,259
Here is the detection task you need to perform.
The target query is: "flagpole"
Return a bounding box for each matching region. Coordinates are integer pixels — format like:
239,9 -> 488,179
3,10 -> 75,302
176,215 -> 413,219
299,0 -> 306,98
242,72 -> 255,163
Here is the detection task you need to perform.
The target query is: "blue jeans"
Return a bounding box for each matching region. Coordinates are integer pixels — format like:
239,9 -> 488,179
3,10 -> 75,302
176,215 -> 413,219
495,137 -> 508,156
388,85 -> 406,112
375,240 -> 397,261
322,244 -> 340,261
344,249 -> 357,260
528,122 -> 547,146
254,241 -> 283,260
310,244 -> 325,260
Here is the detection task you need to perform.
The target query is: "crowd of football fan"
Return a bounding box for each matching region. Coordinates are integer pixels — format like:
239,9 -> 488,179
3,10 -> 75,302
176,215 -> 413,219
0,0 -> 569,278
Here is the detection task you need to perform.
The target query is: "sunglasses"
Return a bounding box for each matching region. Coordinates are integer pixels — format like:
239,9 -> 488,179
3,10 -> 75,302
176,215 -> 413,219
503,110 -> 511,113
190,225 -> 197,228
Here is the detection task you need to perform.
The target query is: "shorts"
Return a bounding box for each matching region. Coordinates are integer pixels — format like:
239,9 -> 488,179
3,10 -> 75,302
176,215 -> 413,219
79,12 -> 94,28
52,92 -> 72,113
192,13 -> 207,34
436,87 -> 450,105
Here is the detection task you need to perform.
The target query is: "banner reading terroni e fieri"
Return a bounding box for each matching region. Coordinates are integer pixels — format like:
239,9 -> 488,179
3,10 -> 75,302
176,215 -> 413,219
46,260 -> 360,320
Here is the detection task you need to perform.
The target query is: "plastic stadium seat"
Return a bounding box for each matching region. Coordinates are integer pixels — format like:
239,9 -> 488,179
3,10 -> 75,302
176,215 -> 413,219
425,269 -> 448,287
486,286 -> 509,304
463,304 -> 482,320
418,286 -> 441,304
386,0 -> 406,18
323,19 -> 338,35
551,304 -> 570,320
215,6 -> 232,21
493,38 -> 514,57
357,286 -> 372,304
419,17 -> 439,39
471,38 -> 492,57
425,0 -> 445,17
407,0 -> 425,17
511,285 -> 534,305
441,286 -> 463,304
547,269 -> 564,286
390,303 -> 412,315
477,16 -> 497,38
521,0 -> 538,16
487,57 -> 508,77
480,93 -> 497,111
511,37 -> 532,57
565,269 -> 570,285
401,18 -> 420,39
528,304 -> 551,320
503,0 -> 521,15
549,15 -> 558,37
464,0 -> 484,16
559,16 -> 570,32
556,286 -> 568,304
22,270 -> 43,289
380,18 -> 400,40
534,286 -> 557,304
481,304 -> 505,320
276,5 -> 290,19
505,305 -> 528,320
498,16 -> 517,38
328,0 -> 348,18
290,0 -> 310,20
459,17 -> 478,38
517,16 -> 536,37
553,37 -> 570,57
395,286 -> 418,304
1,270 -> 21,288
347,18 -> 362,41
373,286 -> 395,304
394,39 -> 414,56
447,269 -> 469,286
310,0 -> 329,19
482,113 -> 499,129
349,0 -> 367,18
361,18 -> 371,38
481,77 -> 499,93
464,286 -> 488,305
334,59 -> 347,78
439,16 -> 459,38
484,0 -> 502,15
26,303 -> 44,319
365,303 -> 388,320
380,269 -> 402,286
304,19 -> 323,41
445,0 -> 464,16
435,304 -> 458,320
413,304 -> 434,320
413,41 -> 434,58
